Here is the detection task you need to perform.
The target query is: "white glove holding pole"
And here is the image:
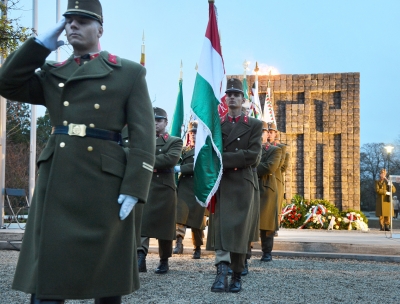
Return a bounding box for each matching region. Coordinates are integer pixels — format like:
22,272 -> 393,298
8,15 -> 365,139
118,194 -> 138,220
174,166 -> 181,173
36,17 -> 66,51
386,192 -> 391,196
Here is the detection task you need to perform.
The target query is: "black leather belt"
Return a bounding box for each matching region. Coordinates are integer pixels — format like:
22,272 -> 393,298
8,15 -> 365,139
153,169 -> 173,173
51,125 -> 121,143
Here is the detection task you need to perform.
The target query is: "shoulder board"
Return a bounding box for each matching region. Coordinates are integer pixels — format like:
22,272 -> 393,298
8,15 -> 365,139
108,54 -> 118,64
54,60 -> 67,67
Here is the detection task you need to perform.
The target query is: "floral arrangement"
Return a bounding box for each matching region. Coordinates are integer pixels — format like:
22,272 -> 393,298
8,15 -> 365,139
280,195 -> 369,231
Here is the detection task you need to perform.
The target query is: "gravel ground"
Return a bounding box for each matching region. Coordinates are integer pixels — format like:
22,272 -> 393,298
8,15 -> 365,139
1,251 -> 400,303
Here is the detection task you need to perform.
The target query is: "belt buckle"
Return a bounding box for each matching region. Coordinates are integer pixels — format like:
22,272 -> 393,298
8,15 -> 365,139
68,124 -> 87,137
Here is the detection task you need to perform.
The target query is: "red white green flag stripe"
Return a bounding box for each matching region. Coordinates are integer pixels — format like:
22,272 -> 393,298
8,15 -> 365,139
190,1 -> 225,207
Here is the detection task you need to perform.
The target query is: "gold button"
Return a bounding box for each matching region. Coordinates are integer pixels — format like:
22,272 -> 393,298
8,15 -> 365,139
60,142 -> 65,148
64,101 -> 69,106
89,123 -> 95,128
87,146 -> 93,152
101,85 -> 106,90
94,104 -> 100,109
63,121 -> 68,126
59,83 -> 64,87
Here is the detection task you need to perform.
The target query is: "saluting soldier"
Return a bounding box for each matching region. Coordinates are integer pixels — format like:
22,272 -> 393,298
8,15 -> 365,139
207,78 -> 262,293
258,122 -> 282,262
137,107 -> 183,274
0,1 -> 155,303
375,168 -> 396,231
173,121 -> 207,259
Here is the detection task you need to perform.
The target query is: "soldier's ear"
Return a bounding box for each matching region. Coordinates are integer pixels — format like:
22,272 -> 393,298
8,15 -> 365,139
97,25 -> 103,38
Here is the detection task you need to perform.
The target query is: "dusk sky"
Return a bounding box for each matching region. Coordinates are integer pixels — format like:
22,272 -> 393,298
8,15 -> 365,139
7,0 -> 400,146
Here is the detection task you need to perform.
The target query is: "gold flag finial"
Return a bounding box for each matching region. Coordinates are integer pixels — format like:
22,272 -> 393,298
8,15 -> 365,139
195,63 -> 198,71
254,61 -> 259,74
180,60 -> 183,80
243,60 -> 249,77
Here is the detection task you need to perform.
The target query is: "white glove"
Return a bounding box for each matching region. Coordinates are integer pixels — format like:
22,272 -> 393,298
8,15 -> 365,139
174,166 -> 181,173
386,192 -> 391,196
388,181 -> 392,186
36,17 -> 66,51
118,194 -> 138,220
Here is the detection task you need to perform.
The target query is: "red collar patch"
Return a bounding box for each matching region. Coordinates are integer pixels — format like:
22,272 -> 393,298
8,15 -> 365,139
160,133 -> 169,141
108,54 -> 117,64
243,115 -> 249,124
54,60 -> 67,67
228,115 -> 241,123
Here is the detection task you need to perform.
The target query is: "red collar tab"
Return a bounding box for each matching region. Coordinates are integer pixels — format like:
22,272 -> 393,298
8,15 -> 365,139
74,57 -> 81,65
108,54 -> 117,64
228,115 -> 241,123
159,133 -> 169,141
244,115 -> 249,124
264,144 -> 270,151
54,60 -> 67,67
74,53 -> 100,65
273,142 -> 277,146
90,53 -> 100,60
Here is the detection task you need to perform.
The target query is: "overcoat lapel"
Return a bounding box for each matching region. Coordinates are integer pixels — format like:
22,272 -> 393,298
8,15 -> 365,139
223,116 -> 251,148
49,51 -> 117,82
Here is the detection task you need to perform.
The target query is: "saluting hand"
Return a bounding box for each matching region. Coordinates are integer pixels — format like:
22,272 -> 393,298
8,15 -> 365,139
36,17 -> 66,51
118,194 -> 138,220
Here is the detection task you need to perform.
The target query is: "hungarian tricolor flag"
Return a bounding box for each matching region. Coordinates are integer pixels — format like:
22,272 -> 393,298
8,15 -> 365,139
190,1 -> 225,207
263,86 -> 276,124
250,81 -> 262,119
170,78 -> 184,138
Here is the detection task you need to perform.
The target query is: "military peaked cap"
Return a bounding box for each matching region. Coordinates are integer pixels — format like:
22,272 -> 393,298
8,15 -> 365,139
154,107 -> 168,120
268,122 -> 278,132
63,0 -> 103,24
188,121 -> 198,132
226,78 -> 243,94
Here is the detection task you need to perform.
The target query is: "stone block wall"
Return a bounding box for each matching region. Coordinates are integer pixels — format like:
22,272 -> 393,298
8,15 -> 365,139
230,73 -> 360,211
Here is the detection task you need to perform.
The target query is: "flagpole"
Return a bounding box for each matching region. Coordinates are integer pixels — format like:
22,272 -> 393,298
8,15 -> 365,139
0,0 -> 8,227
29,0 -> 38,203
56,0 -> 61,61
140,30 -> 145,66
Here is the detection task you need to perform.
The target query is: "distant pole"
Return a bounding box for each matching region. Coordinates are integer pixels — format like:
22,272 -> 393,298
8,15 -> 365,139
29,0 -> 38,202
56,0 -> 61,61
0,0 -> 8,227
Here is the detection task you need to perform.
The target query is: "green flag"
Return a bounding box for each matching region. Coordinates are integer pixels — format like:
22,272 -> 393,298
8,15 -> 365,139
243,77 -> 249,100
170,79 -> 184,138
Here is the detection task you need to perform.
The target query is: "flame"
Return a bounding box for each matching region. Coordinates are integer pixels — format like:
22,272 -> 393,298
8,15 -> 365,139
248,62 -> 279,75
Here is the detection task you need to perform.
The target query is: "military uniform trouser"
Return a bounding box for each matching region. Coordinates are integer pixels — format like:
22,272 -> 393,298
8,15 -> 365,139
215,250 -> 246,273
139,237 -> 172,260
260,230 -> 275,253
176,224 -> 204,247
246,242 -> 252,260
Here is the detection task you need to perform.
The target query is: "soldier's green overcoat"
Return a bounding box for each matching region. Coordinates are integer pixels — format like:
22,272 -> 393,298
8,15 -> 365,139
257,144 -> 282,231
206,114 -> 262,254
140,133 -> 183,240
0,39 -> 155,299
249,152 -> 261,242
275,143 -> 287,215
176,146 -> 207,229
375,180 -> 396,217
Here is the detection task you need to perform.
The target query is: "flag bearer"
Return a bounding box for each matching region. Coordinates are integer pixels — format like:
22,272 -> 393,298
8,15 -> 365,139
207,78 -> 262,293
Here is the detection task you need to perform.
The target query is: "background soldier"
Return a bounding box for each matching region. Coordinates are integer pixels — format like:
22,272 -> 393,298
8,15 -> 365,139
0,0 -> 155,302
375,168 -> 396,231
173,121 -> 207,259
207,78 -> 262,293
137,107 -> 183,274
258,122 -> 282,262
268,124 -> 287,236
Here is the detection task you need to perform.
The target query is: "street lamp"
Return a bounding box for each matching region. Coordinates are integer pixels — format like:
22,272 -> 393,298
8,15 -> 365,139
384,145 -> 394,176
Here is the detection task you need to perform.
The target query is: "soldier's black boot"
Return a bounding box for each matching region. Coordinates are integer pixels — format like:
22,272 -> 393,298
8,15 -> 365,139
155,258 -> 169,274
228,272 -> 242,293
211,262 -> 229,292
173,236 -> 183,254
137,250 -> 147,272
30,294 -> 65,304
385,224 -> 391,231
241,259 -> 249,276
192,246 -> 201,259
94,296 -> 122,304
260,230 -> 274,262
